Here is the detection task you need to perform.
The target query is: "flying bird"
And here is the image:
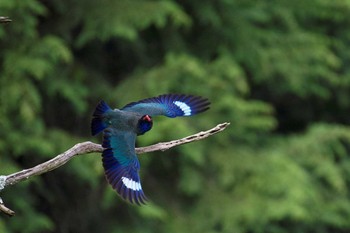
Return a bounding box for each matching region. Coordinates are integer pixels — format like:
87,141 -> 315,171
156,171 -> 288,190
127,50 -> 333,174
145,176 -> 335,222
91,94 -> 210,205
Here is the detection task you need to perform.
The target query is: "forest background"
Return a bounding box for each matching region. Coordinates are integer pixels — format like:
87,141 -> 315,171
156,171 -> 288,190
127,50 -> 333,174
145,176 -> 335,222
1,0 -> 350,233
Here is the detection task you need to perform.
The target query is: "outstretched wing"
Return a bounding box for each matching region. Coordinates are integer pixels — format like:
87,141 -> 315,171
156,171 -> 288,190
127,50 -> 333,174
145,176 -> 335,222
102,128 -> 148,205
121,94 -> 210,117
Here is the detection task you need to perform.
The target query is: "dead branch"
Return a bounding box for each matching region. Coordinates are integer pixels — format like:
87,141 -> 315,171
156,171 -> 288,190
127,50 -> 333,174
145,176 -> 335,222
0,17 -> 11,24
0,122 -> 230,216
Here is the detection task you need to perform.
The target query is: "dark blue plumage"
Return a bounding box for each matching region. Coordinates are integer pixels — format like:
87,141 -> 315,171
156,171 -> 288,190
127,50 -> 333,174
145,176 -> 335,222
91,94 -> 210,205
137,115 -> 153,135
102,129 -> 148,204
91,100 -> 112,136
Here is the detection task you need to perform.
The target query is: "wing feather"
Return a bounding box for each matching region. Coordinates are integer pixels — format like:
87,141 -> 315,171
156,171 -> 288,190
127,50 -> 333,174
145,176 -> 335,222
102,128 -> 147,205
121,94 -> 210,117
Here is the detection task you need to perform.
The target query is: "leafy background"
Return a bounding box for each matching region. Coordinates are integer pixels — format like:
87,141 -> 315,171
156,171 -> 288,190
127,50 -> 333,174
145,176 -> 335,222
1,0 -> 350,232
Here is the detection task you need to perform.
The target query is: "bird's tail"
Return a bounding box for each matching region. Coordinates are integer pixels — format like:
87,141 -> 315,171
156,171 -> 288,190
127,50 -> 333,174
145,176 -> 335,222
91,100 -> 112,136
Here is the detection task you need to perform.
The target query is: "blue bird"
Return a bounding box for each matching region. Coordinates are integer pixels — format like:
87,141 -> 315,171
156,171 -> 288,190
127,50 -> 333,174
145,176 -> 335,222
91,94 -> 210,205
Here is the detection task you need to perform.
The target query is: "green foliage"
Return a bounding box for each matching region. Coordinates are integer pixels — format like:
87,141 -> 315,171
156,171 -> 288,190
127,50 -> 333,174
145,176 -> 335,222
75,0 -> 191,46
2,0 -> 350,233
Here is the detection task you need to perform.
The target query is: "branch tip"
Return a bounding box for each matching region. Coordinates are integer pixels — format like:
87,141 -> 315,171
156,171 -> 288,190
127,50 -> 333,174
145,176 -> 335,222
0,16 -> 11,23
0,197 -> 15,217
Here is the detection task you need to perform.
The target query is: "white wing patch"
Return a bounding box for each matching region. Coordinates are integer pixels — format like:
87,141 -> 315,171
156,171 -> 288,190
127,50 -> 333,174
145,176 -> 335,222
121,176 -> 142,191
174,101 -> 192,116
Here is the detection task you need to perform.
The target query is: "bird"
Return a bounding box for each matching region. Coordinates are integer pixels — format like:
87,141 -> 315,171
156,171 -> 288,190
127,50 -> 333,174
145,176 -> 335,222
91,94 -> 210,205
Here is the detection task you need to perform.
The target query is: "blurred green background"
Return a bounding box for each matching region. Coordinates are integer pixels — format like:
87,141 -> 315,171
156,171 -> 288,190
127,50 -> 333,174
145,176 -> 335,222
2,0 -> 350,232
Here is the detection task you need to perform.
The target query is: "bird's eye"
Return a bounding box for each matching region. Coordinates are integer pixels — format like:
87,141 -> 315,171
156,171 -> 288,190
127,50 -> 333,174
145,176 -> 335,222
137,115 -> 153,135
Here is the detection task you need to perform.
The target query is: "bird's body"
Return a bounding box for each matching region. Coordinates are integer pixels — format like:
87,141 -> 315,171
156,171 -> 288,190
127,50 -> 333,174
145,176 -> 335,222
91,94 -> 210,205
101,110 -> 143,132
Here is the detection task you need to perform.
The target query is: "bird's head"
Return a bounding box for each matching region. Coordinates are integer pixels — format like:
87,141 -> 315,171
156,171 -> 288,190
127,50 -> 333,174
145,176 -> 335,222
137,115 -> 153,135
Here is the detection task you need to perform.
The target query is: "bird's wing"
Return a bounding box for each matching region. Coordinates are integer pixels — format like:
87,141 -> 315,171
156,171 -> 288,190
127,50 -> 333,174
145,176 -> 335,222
102,128 -> 147,205
121,94 -> 210,117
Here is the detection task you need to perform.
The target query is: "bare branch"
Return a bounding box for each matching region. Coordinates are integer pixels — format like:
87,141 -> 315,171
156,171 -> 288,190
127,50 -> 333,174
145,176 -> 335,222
137,122 -> 230,153
0,198 -> 15,217
0,16 -> 11,24
0,122 -> 229,216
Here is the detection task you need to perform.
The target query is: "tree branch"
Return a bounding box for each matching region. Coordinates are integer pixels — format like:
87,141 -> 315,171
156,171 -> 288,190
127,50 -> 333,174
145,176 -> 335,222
0,16 -> 11,24
0,122 -> 230,216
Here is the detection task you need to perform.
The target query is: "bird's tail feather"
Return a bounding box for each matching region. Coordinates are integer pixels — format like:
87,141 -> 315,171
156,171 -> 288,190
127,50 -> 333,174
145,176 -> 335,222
91,100 -> 112,136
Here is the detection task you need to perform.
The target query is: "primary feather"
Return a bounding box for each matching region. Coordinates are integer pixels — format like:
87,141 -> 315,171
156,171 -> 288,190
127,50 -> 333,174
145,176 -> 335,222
121,94 -> 210,117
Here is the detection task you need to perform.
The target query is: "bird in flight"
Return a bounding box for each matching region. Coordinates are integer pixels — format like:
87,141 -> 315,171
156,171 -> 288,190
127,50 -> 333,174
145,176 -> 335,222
91,94 -> 210,205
